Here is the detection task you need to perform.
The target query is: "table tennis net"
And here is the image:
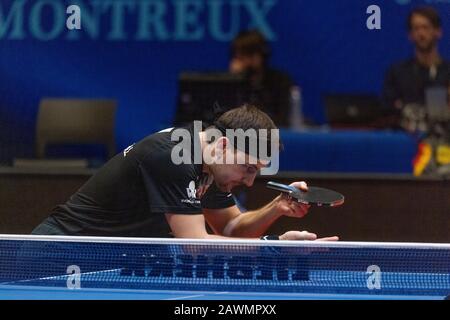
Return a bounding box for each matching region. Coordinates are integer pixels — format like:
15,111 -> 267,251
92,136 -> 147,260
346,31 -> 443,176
0,236 -> 449,297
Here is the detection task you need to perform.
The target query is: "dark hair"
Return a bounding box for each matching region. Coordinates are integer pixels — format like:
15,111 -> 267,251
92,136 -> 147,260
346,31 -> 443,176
407,6 -> 442,31
231,30 -> 270,61
211,105 -> 282,158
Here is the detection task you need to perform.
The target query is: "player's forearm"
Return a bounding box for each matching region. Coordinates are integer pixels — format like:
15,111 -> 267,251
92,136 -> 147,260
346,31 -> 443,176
222,197 -> 282,238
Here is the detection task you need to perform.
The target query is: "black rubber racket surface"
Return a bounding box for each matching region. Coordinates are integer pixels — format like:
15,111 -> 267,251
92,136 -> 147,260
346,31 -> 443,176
267,181 -> 344,207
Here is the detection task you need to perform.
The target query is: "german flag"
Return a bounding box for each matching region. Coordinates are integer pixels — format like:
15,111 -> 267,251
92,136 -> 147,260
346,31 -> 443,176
413,142 -> 432,176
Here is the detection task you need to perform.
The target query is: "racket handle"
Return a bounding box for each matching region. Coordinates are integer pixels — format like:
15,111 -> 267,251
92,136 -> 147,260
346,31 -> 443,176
267,181 -> 297,194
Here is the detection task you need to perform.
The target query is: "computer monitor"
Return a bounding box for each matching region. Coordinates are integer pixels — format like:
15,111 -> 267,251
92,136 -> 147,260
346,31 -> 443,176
324,94 -> 382,128
174,72 -> 250,126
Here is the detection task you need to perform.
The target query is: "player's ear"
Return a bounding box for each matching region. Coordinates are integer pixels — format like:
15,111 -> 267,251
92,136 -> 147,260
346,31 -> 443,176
216,137 -> 229,152
435,28 -> 442,39
211,137 -> 226,163
218,137 -> 236,164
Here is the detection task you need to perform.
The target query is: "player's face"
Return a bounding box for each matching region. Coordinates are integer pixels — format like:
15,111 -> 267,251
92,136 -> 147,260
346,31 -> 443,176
210,150 -> 267,192
409,14 -> 442,53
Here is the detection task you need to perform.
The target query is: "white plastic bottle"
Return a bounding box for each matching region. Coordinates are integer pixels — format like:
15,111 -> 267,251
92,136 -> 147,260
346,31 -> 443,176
289,85 -> 304,130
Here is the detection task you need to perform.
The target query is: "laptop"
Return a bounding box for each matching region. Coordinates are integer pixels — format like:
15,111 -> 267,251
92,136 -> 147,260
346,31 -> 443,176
324,94 -> 382,128
425,86 -> 449,122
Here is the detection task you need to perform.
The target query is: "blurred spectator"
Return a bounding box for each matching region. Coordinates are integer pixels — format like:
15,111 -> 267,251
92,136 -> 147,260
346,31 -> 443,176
382,6 -> 450,128
229,30 -> 294,127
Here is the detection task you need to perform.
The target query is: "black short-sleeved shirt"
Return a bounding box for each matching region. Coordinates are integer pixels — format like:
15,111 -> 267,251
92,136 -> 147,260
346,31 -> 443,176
34,124 -> 235,237
382,58 -> 450,111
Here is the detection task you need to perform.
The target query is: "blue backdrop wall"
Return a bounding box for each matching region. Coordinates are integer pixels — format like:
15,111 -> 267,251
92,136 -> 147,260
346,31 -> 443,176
0,0 -> 449,163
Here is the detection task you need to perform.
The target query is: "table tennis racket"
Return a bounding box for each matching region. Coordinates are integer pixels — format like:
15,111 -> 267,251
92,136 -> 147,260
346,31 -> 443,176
267,181 -> 344,207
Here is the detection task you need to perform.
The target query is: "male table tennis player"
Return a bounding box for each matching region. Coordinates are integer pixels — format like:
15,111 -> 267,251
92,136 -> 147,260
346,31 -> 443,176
32,105 -> 338,241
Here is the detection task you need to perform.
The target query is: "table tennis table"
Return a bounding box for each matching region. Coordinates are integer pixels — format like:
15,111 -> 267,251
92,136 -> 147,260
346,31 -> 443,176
0,235 -> 449,300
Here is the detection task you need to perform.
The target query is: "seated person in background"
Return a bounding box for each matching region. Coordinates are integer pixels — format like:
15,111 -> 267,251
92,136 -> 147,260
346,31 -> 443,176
382,6 -> 450,128
229,30 -> 294,127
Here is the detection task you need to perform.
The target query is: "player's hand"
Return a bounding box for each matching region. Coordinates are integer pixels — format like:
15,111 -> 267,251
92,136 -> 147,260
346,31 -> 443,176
279,231 -> 339,241
274,181 -> 310,218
